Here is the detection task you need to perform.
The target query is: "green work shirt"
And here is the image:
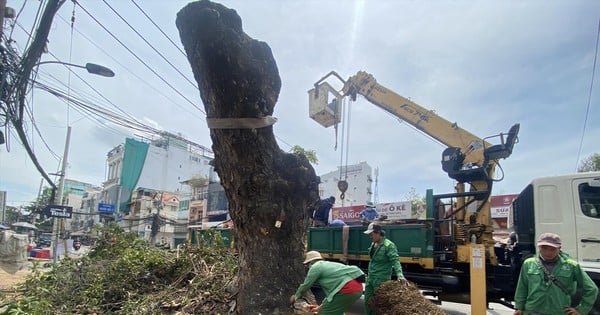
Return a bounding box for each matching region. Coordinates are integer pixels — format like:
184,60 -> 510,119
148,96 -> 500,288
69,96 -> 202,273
294,260 -> 364,303
367,237 -> 404,280
514,253 -> 598,315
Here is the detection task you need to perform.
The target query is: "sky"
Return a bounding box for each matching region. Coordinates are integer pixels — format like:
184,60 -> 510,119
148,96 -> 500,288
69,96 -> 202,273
1,0 -> 599,208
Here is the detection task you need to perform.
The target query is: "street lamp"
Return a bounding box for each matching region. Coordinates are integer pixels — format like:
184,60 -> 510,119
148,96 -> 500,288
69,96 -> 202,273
35,61 -> 115,77
7,60 -> 116,196
31,60 -> 115,262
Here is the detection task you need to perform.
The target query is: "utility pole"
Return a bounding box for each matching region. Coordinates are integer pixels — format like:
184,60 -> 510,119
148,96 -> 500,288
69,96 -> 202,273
31,178 -> 45,226
0,0 -> 7,38
52,126 -> 71,263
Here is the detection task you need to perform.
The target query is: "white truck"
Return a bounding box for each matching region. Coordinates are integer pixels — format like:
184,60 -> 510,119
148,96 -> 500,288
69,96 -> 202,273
512,172 -> 600,290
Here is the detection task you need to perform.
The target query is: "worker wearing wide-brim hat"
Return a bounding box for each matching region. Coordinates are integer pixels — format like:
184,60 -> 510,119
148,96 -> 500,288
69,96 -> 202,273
290,251 -> 364,315
363,222 -> 406,315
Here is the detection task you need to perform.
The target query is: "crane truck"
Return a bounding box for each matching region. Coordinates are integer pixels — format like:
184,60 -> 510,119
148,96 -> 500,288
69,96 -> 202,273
307,71 -> 600,312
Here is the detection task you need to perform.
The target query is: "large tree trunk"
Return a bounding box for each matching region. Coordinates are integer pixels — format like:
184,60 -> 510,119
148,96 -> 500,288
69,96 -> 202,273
177,1 -> 320,313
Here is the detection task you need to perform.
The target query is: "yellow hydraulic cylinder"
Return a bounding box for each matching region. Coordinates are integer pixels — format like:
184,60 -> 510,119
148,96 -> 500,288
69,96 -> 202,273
469,243 -> 486,315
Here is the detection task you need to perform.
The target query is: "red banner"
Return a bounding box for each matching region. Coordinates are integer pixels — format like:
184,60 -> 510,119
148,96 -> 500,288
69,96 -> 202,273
331,205 -> 363,223
490,194 -> 518,218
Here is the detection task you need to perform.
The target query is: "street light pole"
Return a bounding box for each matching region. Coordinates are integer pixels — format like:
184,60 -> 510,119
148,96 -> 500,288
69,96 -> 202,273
52,126 -> 71,263
36,61 -> 116,77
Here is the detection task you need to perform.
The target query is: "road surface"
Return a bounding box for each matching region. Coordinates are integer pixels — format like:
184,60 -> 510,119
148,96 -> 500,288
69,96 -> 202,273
344,293 -> 515,314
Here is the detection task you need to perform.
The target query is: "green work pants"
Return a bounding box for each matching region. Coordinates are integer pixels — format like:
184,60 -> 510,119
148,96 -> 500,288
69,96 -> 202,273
364,277 -> 388,315
319,292 -> 362,315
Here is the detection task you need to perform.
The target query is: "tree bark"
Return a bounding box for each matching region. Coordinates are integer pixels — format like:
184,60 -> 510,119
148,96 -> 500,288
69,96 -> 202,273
176,1 -> 320,313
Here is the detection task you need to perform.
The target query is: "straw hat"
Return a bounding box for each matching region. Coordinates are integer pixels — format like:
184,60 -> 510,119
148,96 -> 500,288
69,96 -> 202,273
303,251 -> 323,264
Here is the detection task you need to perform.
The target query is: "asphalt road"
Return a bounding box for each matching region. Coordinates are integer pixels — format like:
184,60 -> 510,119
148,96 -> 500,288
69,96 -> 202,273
345,295 -> 515,314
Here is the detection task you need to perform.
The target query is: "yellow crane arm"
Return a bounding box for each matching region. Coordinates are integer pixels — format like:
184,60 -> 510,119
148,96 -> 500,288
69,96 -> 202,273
342,71 -> 491,166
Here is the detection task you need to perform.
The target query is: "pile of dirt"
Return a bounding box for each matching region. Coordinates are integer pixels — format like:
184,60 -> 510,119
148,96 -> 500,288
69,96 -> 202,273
369,281 -> 445,315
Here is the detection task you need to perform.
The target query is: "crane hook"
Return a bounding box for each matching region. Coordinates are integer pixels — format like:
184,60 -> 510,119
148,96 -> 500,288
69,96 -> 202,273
337,180 -> 349,201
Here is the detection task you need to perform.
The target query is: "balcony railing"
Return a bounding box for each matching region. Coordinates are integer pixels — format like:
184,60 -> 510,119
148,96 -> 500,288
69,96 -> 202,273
103,177 -> 119,187
174,225 -> 188,233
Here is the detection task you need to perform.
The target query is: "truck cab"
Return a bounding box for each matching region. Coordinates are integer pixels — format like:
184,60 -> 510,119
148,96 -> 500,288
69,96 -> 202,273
513,172 -> 600,283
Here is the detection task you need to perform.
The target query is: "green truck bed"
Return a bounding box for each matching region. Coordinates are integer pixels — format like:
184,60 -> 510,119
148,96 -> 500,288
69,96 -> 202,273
307,223 -> 434,267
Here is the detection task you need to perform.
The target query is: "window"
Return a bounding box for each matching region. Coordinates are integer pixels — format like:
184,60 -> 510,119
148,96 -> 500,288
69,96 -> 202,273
180,200 -> 189,211
579,183 -> 600,219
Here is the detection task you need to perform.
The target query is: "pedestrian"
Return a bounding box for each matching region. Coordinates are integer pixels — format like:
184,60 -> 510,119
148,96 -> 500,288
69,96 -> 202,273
312,196 -> 335,227
290,251 -> 364,315
363,222 -> 407,315
513,233 -> 598,315
359,202 -> 380,222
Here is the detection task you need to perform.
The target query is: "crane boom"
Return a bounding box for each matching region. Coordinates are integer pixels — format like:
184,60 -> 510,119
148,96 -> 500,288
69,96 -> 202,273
342,71 -> 491,166
309,70 -> 520,266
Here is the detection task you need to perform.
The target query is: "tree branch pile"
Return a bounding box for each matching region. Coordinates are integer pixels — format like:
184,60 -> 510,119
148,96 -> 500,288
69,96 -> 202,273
369,281 -> 445,315
0,226 -> 238,314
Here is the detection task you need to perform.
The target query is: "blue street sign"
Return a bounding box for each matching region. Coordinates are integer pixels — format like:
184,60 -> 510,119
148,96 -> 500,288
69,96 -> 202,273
98,203 -> 116,214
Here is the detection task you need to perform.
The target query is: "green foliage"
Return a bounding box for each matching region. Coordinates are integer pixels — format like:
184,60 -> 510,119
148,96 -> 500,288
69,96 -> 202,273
578,153 -> 600,172
291,145 -> 319,165
1,223 -> 238,314
17,186 -> 55,229
23,187 -> 53,214
405,187 -> 426,212
3,206 -> 20,224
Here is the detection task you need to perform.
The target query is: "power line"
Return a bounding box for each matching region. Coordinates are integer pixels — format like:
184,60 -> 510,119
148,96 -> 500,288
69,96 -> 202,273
23,98 -> 61,161
14,19 -> 202,142
46,50 -> 138,121
22,0 -> 44,51
15,21 -> 141,140
33,81 -> 163,135
575,17 -> 600,171
130,0 -> 188,59
7,0 -> 29,40
34,74 -> 132,138
53,13 -> 205,121
2,0 -> 66,192
74,1 -> 206,115
101,0 -> 198,90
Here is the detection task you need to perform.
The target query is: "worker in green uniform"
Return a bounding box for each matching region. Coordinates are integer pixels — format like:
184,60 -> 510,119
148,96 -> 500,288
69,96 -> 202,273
514,233 -> 598,315
363,223 -> 407,315
290,251 -> 364,315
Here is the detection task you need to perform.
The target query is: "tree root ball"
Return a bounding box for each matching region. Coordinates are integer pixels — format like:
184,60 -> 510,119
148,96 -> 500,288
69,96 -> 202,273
369,281 -> 445,315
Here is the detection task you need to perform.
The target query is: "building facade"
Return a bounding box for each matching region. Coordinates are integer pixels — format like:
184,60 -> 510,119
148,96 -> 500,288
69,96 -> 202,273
61,179 -> 100,231
102,132 -> 214,212
101,132 -> 216,245
318,161 -> 373,207
71,186 -> 102,234
183,179 -> 229,229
